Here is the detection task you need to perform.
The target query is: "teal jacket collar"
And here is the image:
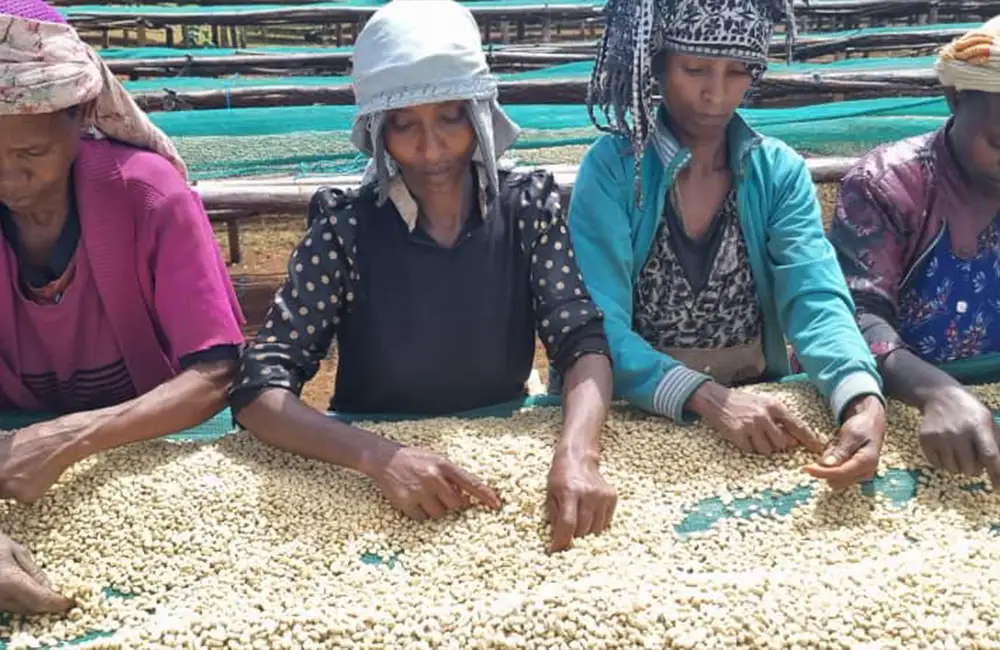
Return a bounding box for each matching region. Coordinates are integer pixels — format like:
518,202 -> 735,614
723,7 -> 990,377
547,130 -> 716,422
648,107 -> 764,182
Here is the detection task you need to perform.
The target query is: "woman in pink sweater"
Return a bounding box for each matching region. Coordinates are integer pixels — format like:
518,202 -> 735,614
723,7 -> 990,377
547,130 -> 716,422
0,0 -> 245,612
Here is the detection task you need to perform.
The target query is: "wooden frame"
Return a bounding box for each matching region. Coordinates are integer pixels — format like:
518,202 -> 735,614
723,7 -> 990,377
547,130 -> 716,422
200,157 -> 856,264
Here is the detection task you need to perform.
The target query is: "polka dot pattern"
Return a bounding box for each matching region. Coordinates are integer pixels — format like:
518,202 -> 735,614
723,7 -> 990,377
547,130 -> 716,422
232,172 -> 612,408
231,188 -> 356,401
513,171 -> 610,372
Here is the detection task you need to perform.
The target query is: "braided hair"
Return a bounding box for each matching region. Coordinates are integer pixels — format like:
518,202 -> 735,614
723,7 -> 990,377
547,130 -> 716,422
587,0 -> 798,204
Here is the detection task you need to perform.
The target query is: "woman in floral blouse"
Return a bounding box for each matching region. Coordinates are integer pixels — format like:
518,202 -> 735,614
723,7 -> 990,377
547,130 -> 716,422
230,0 -> 616,552
829,18 -> 1000,488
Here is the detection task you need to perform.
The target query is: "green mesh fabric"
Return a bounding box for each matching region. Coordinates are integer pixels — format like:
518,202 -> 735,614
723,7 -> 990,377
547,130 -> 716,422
147,97 -> 948,180
118,53 -> 942,92
88,19 -> 963,181
0,408 -> 236,442
100,46 -> 353,59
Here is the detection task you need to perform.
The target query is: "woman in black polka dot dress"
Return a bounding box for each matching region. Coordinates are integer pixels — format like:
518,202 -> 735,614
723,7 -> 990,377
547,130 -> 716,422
229,0 -> 616,552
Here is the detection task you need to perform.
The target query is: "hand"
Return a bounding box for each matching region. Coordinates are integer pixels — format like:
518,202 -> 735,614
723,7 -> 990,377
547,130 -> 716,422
915,387 -> 1000,488
689,383 -> 826,456
804,395 -> 886,489
546,449 -> 616,553
369,445 -> 502,521
0,535 -> 72,615
0,416 -> 93,504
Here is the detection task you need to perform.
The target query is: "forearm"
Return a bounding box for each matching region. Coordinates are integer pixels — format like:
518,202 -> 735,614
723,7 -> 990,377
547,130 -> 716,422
557,354 -> 613,461
882,348 -> 963,410
235,388 -> 396,476
685,381 -> 728,421
66,360 -> 235,459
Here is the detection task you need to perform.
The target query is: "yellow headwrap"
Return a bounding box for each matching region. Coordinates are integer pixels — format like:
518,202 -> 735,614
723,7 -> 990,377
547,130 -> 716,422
935,15 -> 1000,93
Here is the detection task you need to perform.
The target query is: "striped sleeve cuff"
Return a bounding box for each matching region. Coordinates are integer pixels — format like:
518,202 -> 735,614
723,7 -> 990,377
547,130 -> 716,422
652,365 -> 712,423
830,371 -> 884,424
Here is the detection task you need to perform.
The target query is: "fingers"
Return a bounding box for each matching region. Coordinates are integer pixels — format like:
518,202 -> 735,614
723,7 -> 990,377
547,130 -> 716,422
732,401 -> 819,457
11,545 -> 53,590
938,447 -> 960,474
548,478 -> 617,554
727,433 -> 754,454
10,578 -> 72,615
591,498 -> 609,534
428,474 -> 465,512
774,409 -> 825,454
401,476 -> 470,521
921,422 -> 998,481
441,464 -> 502,510
548,495 -> 577,553
804,439 -> 878,488
8,574 -> 72,615
747,427 -> 775,455
953,437 -> 982,477
804,427 -> 874,485
804,451 -> 877,489
921,436 -> 944,472
599,495 -> 617,533
0,549 -> 72,615
976,427 -> 1000,490
575,499 -> 596,539
398,502 -> 428,522
818,438 -> 854,468
759,419 -> 786,456
419,493 -> 450,520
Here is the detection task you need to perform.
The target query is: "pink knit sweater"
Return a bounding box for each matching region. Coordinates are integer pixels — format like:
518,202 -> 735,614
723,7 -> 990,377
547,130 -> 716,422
0,138 -> 245,411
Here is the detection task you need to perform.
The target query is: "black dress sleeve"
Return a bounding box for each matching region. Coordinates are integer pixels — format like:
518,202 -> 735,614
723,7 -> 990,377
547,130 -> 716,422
508,171 -> 611,375
229,188 -> 359,414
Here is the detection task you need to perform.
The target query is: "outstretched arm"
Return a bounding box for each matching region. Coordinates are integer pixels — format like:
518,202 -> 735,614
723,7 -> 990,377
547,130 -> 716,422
828,167 -> 1000,488
514,170 -> 617,551
0,358 -> 235,503
761,148 -> 885,486
233,190 -> 501,520
0,358 -> 234,503
0,184 -> 246,503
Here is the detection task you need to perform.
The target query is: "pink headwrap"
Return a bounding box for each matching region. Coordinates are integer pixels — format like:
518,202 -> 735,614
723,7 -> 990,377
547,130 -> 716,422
0,4 -> 187,178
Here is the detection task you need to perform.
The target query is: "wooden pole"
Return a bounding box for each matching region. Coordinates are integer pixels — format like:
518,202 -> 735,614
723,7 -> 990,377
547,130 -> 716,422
129,70 -> 942,112
62,1 -> 997,31
195,156 -> 857,217
226,216 -> 242,265
103,50 -> 592,78
202,156 -> 855,281
92,26 -> 970,80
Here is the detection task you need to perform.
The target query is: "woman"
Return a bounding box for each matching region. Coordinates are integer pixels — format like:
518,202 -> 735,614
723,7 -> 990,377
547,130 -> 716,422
0,4 -> 245,503
231,0 -> 616,553
829,18 -> 1000,488
568,0 -> 887,488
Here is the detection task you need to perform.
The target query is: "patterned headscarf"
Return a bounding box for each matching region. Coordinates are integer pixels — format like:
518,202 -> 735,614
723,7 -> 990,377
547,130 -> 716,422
588,0 -> 796,202
0,0 -> 187,178
935,15 -> 1000,93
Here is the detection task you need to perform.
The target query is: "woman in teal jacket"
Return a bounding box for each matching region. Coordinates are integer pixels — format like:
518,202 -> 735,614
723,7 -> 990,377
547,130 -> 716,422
569,0 -> 887,488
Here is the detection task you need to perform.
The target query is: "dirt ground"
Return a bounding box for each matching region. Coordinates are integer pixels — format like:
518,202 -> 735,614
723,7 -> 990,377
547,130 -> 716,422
213,183 -> 840,411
